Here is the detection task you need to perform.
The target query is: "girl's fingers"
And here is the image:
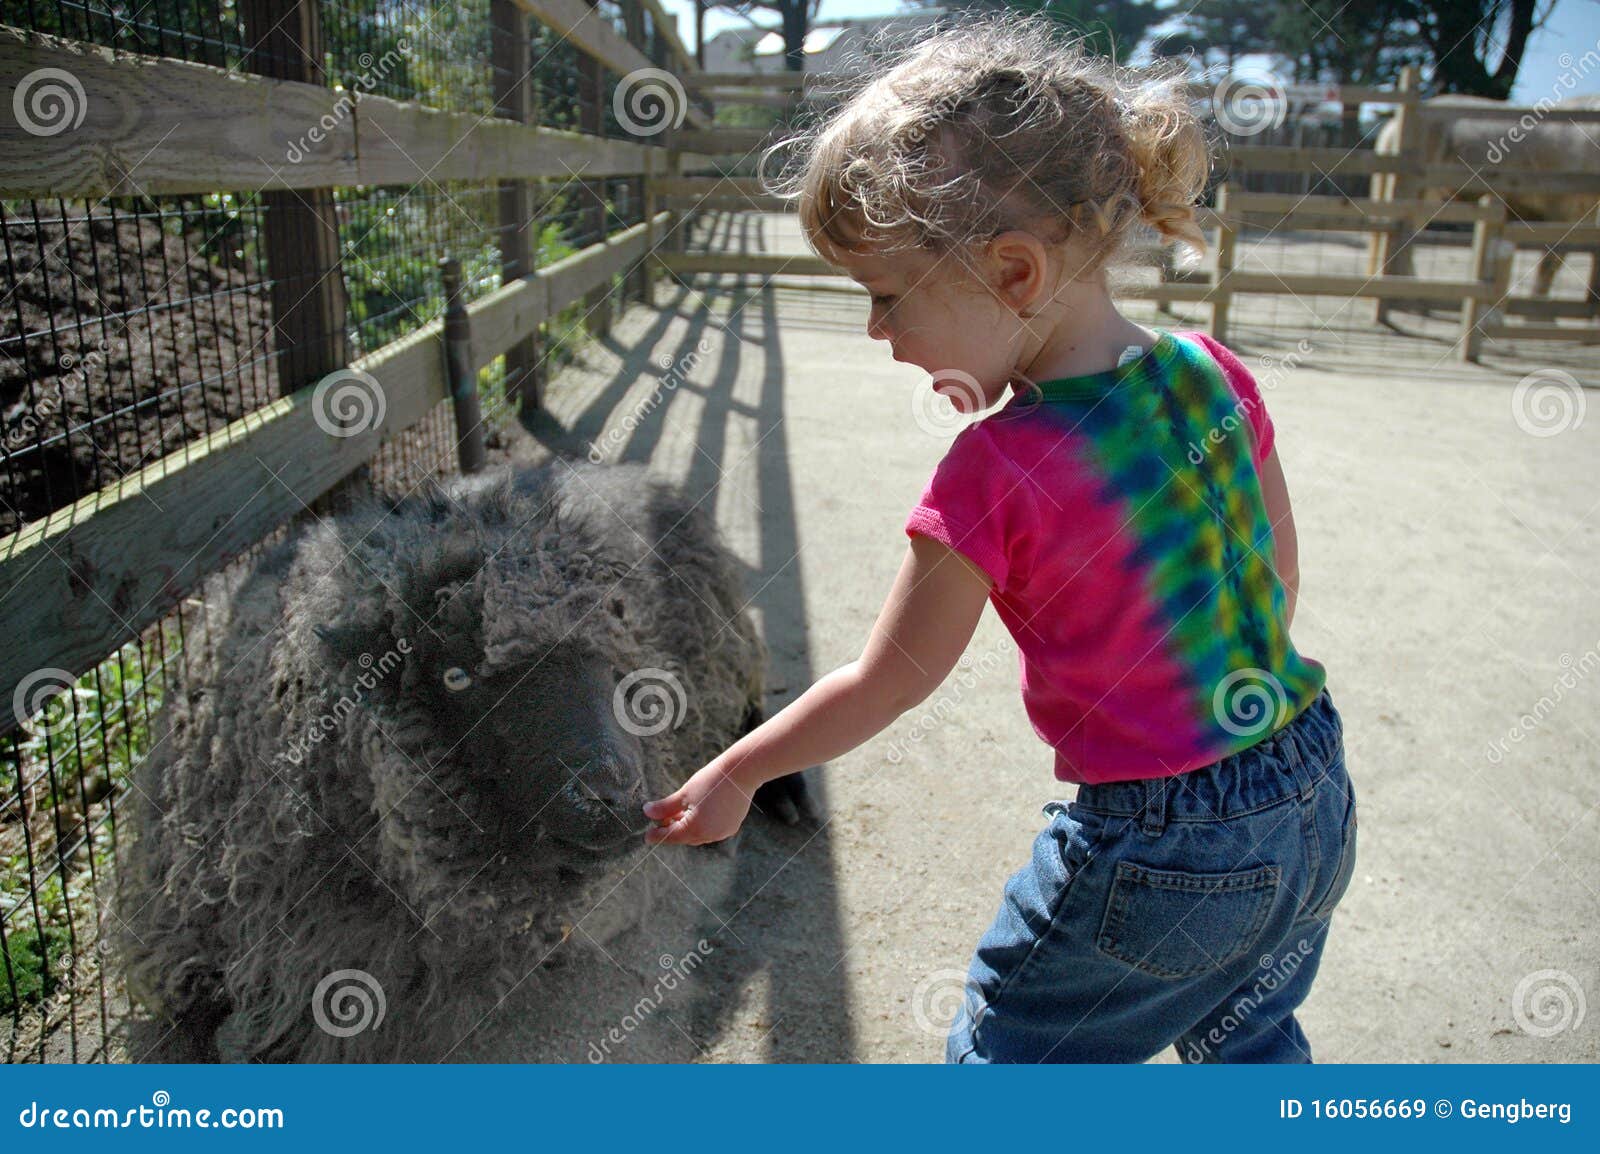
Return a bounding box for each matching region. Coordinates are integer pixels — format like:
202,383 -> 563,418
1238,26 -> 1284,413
642,794 -> 680,819
645,815 -> 690,845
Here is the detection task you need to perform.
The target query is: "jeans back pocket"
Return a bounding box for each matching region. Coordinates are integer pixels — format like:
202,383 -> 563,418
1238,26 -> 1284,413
1095,861 -> 1280,980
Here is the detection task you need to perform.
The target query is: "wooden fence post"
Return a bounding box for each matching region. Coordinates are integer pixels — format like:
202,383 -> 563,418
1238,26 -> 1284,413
440,258 -> 487,474
1459,194 -> 1506,363
1210,182 -> 1236,344
578,0 -> 614,338
238,0 -> 348,395
644,148 -> 661,306
491,0 -> 540,415
622,0 -> 649,309
1373,64 -> 1420,325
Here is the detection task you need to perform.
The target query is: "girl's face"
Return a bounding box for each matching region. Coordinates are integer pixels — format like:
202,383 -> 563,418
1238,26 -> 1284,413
833,243 -> 1024,412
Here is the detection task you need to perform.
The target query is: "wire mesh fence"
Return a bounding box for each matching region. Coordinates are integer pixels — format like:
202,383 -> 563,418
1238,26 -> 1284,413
1,0 -> 672,1061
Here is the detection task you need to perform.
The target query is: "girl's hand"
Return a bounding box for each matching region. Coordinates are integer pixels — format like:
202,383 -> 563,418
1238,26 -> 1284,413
642,762 -> 755,846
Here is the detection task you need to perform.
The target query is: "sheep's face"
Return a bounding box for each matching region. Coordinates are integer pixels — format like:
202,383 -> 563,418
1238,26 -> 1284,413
408,631 -> 655,862
310,499 -> 669,942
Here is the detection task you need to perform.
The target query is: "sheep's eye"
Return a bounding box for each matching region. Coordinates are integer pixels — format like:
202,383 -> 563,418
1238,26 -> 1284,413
443,667 -> 472,693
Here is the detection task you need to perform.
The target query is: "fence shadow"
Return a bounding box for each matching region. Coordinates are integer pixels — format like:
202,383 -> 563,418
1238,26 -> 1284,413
499,271 -> 856,1062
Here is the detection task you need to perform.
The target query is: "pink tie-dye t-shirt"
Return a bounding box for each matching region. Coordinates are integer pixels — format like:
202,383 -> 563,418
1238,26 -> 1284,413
904,329 -> 1326,784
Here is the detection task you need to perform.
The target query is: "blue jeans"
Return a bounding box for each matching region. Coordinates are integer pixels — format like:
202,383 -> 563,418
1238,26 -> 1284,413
947,687 -> 1356,1063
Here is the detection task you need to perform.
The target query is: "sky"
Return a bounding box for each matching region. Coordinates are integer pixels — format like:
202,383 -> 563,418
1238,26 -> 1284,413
652,0 -> 1600,102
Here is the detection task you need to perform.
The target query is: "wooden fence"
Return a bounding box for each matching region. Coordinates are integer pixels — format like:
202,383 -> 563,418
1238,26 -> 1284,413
0,1 -> 724,734
0,0 -> 731,1058
652,65 -> 1600,358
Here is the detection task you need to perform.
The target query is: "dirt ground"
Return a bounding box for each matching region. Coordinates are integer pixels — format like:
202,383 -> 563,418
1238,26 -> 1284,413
22,216 -> 1595,1065
472,214 -> 1599,1064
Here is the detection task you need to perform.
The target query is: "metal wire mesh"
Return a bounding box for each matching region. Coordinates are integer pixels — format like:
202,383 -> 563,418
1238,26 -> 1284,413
1,0 -> 671,1061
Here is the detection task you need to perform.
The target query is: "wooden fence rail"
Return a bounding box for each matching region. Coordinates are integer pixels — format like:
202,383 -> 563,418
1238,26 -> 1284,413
0,212 -> 669,733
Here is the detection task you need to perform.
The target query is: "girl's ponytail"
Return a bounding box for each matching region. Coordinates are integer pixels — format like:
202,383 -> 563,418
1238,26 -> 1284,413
1122,69 -> 1212,264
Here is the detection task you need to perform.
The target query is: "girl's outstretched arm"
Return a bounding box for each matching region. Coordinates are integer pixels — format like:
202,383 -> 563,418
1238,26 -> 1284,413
643,533 -> 993,846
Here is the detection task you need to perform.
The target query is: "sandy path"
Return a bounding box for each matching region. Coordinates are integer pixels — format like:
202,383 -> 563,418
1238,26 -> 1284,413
477,214 -> 1597,1063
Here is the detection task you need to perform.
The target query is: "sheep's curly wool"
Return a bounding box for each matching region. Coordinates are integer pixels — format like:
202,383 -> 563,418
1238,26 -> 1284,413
116,461 -> 767,1062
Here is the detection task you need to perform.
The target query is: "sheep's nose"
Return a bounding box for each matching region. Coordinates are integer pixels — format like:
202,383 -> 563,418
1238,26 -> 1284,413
557,754 -> 649,840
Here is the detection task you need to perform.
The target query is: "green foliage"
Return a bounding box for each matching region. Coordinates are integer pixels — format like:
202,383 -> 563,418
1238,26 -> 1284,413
997,0 -> 1168,62
2,632 -> 175,1015
0,914 -> 71,1015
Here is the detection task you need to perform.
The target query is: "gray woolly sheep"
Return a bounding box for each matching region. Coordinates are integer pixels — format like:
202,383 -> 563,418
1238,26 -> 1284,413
115,460 -> 804,1062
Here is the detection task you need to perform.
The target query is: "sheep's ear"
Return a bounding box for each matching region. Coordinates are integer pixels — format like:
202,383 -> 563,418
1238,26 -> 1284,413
312,622 -> 365,661
311,622 -> 411,710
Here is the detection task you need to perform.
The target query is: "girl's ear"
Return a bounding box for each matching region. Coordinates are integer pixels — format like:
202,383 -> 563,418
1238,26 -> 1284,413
985,229 -> 1051,315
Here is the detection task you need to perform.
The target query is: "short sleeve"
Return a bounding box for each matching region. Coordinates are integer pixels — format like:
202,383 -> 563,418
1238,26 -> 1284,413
1183,331 -> 1276,467
903,424 -> 1037,591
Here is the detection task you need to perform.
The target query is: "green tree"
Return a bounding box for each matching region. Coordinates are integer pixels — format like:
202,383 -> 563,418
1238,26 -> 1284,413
1265,0 -> 1424,86
933,0 -> 1166,61
1409,0 -> 1551,97
1151,0 -> 1274,75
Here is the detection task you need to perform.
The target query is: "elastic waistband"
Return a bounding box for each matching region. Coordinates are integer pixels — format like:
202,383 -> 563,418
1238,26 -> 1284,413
1070,688 -> 1343,834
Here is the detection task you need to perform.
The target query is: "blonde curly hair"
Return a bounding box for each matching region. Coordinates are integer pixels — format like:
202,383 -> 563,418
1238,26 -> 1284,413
761,11 -> 1212,285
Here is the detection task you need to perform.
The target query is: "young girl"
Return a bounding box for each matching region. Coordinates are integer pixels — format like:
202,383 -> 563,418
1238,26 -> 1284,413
643,13 -> 1356,1064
